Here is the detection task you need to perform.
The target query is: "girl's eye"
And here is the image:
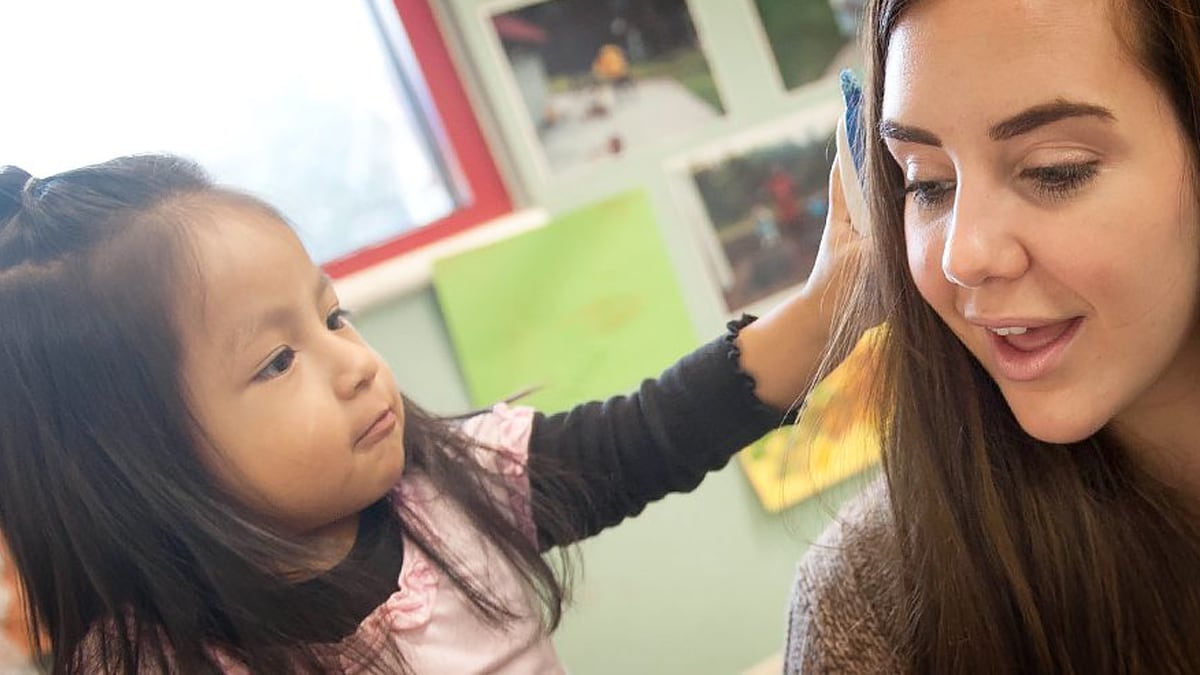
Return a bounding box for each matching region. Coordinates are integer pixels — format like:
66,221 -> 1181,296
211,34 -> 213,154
254,347 -> 295,382
326,308 -> 352,331
904,179 -> 955,210
1021,161 -> 1099,201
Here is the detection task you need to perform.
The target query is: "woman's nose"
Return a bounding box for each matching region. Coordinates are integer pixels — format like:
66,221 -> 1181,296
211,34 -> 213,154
941,181 -> 1030,288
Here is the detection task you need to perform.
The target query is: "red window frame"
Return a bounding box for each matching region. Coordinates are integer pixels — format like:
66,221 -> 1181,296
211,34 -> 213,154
323,0 -> 513,278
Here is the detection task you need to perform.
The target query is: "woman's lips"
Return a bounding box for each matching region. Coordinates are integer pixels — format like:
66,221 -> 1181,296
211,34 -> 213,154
985,317 -> 1082,382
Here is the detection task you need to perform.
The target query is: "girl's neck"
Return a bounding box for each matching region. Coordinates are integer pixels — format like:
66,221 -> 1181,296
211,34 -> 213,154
290,512 -> 363,578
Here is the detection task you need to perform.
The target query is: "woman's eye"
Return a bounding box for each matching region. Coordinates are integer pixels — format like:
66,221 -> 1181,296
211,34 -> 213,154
326,308 -> 352,331
904,179 -> 955,210
1022,161 -> 1100,200
254,347 -> 296,382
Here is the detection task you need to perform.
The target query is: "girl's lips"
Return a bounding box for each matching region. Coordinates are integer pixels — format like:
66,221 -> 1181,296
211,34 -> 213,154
985,317 -> 1082,382
356,409 -> 397,448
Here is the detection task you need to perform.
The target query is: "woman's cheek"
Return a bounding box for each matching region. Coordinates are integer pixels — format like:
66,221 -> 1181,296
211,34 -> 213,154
905,220 -> 946,305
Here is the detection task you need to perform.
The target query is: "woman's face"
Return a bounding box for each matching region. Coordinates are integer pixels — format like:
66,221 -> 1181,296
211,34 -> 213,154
883,0 -> 1200,446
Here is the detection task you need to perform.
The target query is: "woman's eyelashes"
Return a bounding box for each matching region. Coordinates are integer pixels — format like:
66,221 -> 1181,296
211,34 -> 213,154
904,179 -> 955,210
1020,160 -> 1100,201
903,161 -> 1101,211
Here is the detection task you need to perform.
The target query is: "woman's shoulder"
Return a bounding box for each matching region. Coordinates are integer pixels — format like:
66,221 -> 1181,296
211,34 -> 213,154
785,478 -> 903,674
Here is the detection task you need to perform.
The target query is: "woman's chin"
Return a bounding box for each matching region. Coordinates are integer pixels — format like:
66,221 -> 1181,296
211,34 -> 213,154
1011,408 -> 1105,446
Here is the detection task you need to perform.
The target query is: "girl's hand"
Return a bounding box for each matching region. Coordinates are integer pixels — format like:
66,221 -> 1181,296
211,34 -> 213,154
735,152 -> 868,411
801,152 -> 868,334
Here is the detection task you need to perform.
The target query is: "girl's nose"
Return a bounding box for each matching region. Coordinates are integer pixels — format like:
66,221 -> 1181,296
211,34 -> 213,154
333,340 -> 379,399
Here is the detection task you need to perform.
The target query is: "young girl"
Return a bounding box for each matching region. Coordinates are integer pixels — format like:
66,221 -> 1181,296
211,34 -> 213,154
787,0 -> 1200,672
0,152 -> 858,673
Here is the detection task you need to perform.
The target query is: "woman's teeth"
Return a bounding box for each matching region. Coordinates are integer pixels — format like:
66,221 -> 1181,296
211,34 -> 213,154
990,326 -> 1029,337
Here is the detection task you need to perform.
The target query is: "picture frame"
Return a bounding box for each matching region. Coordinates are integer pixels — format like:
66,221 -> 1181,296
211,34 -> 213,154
480,0 -> 728,183
746,0 -> 862,93
667,89 -> 844,315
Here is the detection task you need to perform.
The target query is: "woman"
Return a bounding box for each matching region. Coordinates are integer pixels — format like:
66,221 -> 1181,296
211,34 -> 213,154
787,0 -> 1200,672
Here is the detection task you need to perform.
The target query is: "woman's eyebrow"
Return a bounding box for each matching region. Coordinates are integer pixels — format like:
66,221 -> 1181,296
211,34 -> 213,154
880,100 -> 1116,147
988,100 -> 1115,141
880,120 -> 941,146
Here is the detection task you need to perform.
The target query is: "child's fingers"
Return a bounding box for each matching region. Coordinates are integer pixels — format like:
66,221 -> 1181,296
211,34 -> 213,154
802,152 -> 868,308
825,153 -> 862,244
815,153 -> 865,269
827,154 -> 850,229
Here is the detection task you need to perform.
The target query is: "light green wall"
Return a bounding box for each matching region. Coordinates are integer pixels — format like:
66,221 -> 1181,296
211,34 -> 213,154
350,1 -> 869,672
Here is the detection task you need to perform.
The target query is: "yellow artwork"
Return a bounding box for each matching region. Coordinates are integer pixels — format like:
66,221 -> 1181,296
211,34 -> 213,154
738,328 -> 883,513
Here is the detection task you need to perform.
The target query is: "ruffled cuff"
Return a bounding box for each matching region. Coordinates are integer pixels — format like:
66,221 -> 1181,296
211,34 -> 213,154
722,313 -> 760,395
720,313 -> 800,424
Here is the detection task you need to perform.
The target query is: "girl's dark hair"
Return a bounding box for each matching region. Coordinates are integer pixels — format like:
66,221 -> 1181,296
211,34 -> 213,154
0,155 -> 574,673
813,0 -> 1200,671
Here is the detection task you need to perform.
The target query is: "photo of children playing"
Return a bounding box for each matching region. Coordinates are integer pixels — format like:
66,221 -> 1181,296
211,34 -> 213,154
490,0 -> 723,174
688,129 -> 833,312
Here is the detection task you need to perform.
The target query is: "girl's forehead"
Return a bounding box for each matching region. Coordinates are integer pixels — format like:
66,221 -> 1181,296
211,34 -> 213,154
179,211 -> 324,377
189,202 -> 298,267
183,205 -> 316,315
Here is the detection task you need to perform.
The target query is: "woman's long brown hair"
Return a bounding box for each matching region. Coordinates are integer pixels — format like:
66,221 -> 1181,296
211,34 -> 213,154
816,0 -> 1200,671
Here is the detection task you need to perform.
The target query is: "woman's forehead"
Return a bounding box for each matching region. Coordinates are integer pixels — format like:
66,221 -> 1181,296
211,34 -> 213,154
881,0 -> 1128,127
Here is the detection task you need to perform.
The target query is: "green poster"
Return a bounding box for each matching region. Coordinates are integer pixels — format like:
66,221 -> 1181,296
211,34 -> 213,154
433,190 -> 696,414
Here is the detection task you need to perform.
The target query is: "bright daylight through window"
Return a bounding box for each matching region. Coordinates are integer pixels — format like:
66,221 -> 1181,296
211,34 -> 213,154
0,0 -> 466,264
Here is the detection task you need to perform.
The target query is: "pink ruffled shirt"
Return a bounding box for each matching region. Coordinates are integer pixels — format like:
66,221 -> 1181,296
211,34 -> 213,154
89,404 -> 565,674
347,403 -> 564,673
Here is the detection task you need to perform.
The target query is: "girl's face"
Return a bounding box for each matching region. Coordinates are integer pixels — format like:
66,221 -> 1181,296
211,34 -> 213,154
180,202 -> 406,545
883,0 -> 1200,447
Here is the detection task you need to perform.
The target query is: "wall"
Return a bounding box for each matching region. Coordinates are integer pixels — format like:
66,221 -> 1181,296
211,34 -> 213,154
349,1 -> 869,672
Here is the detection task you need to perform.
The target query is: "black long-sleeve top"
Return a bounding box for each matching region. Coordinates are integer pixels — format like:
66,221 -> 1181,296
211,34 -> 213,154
529,316 -> 791,548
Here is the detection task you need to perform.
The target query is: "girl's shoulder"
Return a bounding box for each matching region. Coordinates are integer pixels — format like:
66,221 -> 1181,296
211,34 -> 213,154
456,403 -> 536,470
401,403 -> 539,543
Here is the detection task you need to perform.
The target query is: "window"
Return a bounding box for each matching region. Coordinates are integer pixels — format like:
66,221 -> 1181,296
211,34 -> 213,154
0,0 -> 510,276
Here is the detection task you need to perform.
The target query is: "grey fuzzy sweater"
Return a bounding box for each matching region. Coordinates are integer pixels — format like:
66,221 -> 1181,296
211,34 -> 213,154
784,481 -> 903,674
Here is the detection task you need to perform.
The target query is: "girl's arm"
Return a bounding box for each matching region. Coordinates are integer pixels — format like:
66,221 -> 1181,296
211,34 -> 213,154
529,159 -> 863,548
737,153 -> 861,410
527,315 -> 797,548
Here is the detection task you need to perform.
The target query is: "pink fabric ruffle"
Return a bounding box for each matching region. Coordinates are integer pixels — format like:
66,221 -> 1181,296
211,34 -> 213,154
381,555 -> 440,632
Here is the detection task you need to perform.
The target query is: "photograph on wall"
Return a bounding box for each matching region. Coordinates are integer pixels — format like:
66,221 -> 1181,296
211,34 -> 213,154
486,0 -> 724,177
750,0 -> 862,91
669,94 -> 843,314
